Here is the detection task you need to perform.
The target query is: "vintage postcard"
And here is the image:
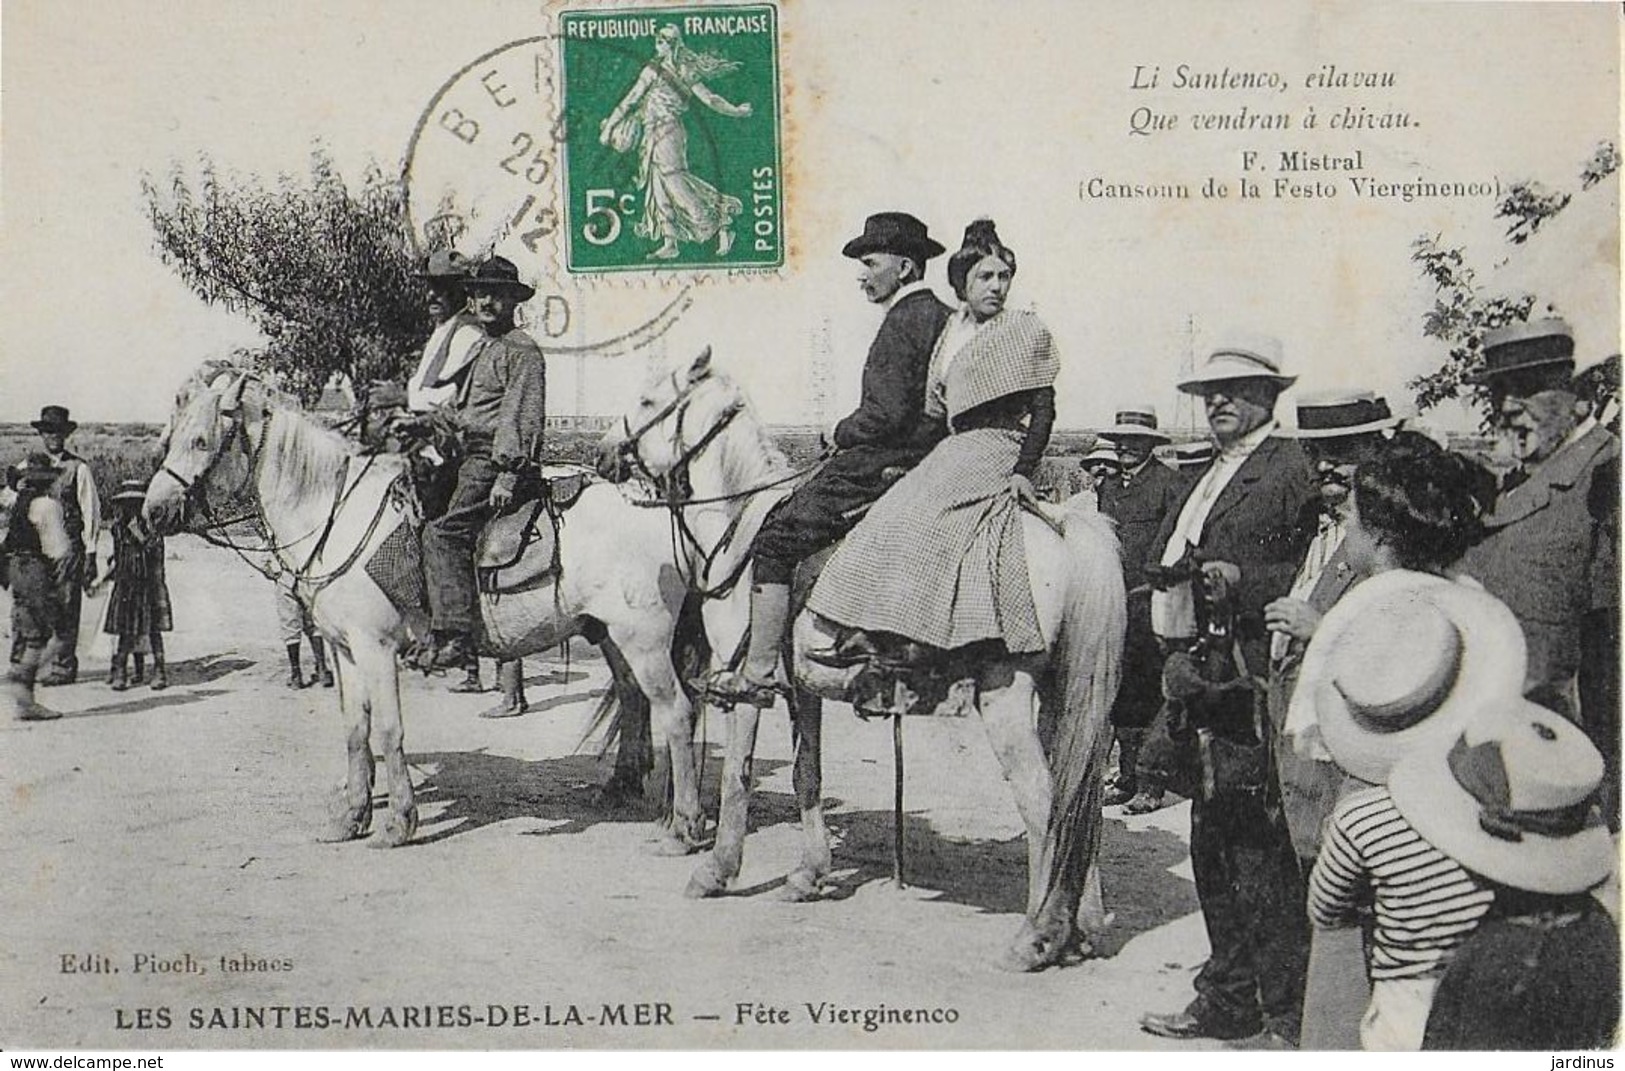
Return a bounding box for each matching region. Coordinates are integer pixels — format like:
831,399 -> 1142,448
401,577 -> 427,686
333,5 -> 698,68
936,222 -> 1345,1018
0,0 -> 1618,1059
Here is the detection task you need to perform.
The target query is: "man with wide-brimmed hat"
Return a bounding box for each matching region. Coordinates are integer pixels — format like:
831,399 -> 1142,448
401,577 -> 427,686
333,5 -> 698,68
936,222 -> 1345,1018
1140,333 -> 1316,1046
421,254 -> 547,670
1264,390 -> 1399,849
29,405 -> 100,685
2,453 -> 72,720
406,250 -> 483,415
706,212 -> 951,705
1093,407 -> 1182,810
1457,318 -> 1620,822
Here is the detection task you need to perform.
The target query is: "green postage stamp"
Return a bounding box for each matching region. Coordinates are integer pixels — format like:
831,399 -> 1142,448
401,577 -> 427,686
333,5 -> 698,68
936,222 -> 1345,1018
558,5 -> 783,274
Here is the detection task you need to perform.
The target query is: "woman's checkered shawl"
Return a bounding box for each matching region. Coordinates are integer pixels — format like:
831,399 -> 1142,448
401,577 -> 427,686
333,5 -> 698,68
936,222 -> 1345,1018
807,312 -> 1060,654
945,310 -> 1059,427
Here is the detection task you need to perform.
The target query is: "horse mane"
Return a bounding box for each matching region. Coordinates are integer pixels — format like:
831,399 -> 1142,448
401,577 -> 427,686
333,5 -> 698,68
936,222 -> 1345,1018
256,388 -> 359,502
710,374 -> 792,490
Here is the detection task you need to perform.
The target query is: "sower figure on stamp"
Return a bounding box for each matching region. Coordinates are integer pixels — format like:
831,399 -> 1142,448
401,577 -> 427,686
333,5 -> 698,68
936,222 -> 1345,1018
702,211 -> 951,705
1093,406 -> 1180,810
2,453 -> 70,720
1138,335 -> 1316,1046
30,405 -> 100,685
599,23 -> 753,261
420,255 -> 547,671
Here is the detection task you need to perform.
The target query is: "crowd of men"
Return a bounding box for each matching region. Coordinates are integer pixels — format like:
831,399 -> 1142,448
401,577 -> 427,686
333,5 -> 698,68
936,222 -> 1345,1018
1084,321 -> 1618,1050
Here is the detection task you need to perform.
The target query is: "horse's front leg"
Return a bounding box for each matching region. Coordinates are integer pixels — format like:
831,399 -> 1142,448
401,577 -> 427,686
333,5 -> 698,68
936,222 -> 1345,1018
686,701 -> 759,898
319,648 -> 373,843
359,638 -> 417,847
783,687 -> 832,900
977,660 -> 1070,971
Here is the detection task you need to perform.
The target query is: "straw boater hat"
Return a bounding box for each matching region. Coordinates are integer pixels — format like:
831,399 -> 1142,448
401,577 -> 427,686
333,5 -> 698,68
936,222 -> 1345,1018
1171,440 -> 1216,470
841,212 -> 946,265
464,255 -> 536,302
1389,697 -> 1615,894
30,405 -> 77,434
413,250 -> 472,280
1177,333 -> 1297,394
1289,388 -> 1402,438
111,479 -> 148,504
1468,318 -> 1576,386
1290,569 -> 1528,785
1101,405 -> 1172,443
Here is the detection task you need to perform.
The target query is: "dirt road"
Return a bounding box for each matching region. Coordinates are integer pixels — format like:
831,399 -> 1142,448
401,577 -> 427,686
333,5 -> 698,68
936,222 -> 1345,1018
3,538 -> 1216,1050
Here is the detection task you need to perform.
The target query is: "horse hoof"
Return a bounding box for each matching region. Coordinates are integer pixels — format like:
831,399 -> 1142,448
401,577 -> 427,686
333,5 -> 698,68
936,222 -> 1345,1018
996,925 -> 1070,973
370,809 -> 418,848
648,830 -> 704,857
777,868 -> 827,902
316,817 -> 369,843
684,860 -> 729,899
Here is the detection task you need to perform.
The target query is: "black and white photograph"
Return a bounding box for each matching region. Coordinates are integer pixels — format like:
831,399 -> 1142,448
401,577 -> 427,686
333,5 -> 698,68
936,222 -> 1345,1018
1,0 -> 1619,1058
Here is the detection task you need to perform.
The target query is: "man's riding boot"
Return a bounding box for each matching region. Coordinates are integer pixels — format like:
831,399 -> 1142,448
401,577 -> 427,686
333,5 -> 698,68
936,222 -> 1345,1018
309,635 -> 335,688
703,583 -> 790,707
131,654 -> 146,685
480,659 -> 529,719
109,653 -> 129,692
6,647 -> 60,721
286,643 -> 307,689
449,658 -> 485,694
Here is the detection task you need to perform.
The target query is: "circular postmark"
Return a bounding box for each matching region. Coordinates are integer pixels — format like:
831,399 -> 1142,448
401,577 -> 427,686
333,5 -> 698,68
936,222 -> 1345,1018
400,33 -> 692,359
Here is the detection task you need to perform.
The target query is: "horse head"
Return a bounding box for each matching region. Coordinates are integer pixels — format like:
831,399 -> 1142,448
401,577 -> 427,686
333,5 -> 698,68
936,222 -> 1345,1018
597,345 -> 746,484
146,364 -> 268,534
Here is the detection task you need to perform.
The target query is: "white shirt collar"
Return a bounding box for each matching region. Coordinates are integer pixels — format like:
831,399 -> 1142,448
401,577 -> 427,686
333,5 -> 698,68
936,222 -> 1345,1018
1216,419 -> 1278,460
883,279 -> 933,311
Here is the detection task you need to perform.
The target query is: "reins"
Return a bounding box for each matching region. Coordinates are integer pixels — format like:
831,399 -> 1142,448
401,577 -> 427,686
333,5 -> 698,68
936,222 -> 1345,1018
616,373 -> 824,600
166,374 -> 403,593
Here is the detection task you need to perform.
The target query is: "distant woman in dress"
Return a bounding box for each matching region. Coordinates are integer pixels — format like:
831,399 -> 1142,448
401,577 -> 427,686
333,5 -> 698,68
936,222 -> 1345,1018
102,479 -> 172,690
808,219 -> 1059,660
598,24 -> 752,260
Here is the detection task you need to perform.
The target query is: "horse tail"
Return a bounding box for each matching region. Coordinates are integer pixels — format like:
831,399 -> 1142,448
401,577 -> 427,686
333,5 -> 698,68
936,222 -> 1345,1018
1039,508 -> 1126,943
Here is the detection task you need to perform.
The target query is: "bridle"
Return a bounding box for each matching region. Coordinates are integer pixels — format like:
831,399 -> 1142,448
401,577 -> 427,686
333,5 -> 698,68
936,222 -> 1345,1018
616,368 -> 824,600
159,371 -> 397,592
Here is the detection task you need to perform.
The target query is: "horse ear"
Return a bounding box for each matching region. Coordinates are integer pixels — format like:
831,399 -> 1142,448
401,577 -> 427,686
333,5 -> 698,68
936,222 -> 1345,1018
221,373 -> 249,416
686,346 -> 713,384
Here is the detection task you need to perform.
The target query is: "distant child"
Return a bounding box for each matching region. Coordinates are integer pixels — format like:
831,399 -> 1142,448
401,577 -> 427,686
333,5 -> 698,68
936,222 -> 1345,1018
102,480 -> 172,690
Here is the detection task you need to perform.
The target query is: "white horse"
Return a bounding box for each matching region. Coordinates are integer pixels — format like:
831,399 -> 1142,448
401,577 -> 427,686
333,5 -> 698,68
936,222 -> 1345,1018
599,348 -> 1127,971
145,363 -> 710,850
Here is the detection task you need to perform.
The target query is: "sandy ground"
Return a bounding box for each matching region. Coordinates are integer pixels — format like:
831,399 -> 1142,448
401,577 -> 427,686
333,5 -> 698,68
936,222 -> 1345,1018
2,537 -> 1223,1051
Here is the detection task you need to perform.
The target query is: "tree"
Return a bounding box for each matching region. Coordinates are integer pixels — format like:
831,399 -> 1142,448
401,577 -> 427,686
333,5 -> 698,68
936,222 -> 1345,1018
1408,139 -> 1617,418
142,146 -> 434,404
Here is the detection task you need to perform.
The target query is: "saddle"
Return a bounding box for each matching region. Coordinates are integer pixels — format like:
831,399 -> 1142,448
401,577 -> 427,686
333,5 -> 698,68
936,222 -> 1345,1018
475,465 -> 594,596
791,546 -> 977,720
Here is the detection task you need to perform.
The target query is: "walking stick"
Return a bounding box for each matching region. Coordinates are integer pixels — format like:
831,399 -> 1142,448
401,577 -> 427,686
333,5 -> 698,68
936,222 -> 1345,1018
892,712 -> 906,889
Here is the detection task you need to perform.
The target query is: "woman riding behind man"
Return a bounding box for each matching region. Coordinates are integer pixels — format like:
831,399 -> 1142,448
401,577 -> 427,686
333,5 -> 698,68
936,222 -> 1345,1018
807,219 -> 1059,667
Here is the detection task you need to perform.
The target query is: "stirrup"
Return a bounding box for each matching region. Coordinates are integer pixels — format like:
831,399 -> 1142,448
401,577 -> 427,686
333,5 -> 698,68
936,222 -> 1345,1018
805,630 -> 880,670
697,669 -> 782,709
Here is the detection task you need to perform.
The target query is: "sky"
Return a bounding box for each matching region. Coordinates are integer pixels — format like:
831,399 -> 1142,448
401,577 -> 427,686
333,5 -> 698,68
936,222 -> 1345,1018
1,0 -> 1618,434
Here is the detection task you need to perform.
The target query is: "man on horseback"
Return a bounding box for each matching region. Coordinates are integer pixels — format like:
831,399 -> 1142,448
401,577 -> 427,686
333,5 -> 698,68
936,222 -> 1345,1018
704,212 -> 952,706
420,255 -> 547,671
